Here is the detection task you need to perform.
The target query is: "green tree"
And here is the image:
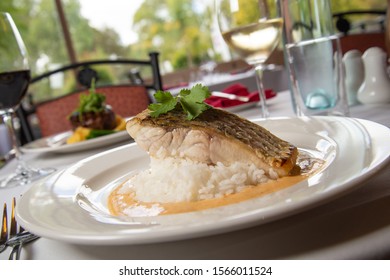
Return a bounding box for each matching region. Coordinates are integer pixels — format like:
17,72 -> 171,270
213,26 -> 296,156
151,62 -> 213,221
131,0 -> 215,70
1,0 -> 126,74
63,0 -> 127,60
0,0 -> 33,47
331,0 -> 386,12
3,0 -> 127,101
3,0 -> 387,75
25,0 -> 69,71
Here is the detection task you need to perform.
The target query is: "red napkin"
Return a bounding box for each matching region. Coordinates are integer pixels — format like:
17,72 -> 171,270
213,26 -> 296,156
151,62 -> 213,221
205,83 -> 276,108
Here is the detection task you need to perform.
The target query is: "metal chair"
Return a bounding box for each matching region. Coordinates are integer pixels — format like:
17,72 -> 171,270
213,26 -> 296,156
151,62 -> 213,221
333,10 -> 386,35
34,85 -> 151,137
18,52 -> 163,142
332,10 -> 386,54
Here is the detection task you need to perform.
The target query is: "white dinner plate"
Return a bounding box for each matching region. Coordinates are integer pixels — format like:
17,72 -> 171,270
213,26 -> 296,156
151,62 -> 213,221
21,130 -> 131,154
16,117 -> 390,245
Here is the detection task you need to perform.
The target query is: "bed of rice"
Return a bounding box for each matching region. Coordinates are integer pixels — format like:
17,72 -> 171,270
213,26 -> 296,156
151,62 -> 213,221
119,157 -> 278,203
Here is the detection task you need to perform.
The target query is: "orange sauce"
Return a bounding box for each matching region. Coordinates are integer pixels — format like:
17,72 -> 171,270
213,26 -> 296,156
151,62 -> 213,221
108,174 -> 308,217
107,153 -> 324,217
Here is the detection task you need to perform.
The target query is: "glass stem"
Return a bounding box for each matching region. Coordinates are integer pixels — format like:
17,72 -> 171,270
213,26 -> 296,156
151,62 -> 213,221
2,110 -> 25,169
254,64 -> 269,118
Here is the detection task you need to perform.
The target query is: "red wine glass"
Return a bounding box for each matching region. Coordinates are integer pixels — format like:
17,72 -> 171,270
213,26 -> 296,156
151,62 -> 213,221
0,12 -> 55,188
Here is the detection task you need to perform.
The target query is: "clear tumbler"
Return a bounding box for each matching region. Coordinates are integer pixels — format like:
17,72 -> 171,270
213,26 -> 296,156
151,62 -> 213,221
280,0 -> 349,116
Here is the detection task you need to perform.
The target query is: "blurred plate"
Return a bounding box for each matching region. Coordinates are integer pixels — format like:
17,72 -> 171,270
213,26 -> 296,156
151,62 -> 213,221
21,130 -> 131,154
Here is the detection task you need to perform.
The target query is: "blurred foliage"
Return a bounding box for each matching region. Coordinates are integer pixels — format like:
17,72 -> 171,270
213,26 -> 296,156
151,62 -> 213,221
0,0 -> 387,102
1,0 -> 127,73
331,0 -> 387,30
1,0 -> 386,72
131,0 -> 215,69
331,0 -> 386,12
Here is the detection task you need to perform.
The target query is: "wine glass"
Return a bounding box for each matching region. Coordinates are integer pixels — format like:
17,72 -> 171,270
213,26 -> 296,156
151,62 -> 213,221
215,0 -> 283,118
0,12 -> 54,188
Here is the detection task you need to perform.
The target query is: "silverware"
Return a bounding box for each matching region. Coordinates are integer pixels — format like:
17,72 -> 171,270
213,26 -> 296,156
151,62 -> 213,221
8,197 -> 40,260
8,231 -> 40,260
0,203 -> 8,254
0,198 -> 40,260
211,91 -> 250,102
46,131 -> 72,147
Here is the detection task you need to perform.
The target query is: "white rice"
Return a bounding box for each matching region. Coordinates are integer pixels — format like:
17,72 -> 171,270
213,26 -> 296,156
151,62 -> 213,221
120,157 -> 277,203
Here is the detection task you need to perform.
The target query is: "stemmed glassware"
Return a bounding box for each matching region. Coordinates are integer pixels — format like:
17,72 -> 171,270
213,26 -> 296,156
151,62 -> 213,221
215,0 -> 283,118
0,12 -> 54,188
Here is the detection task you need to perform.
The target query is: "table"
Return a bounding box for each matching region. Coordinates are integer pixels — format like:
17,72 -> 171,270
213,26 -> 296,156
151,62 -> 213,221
169,67 -> 290,95
1,91 -> 389,260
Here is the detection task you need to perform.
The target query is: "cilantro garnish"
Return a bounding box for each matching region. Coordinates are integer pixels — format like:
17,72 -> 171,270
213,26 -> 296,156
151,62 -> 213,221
148,84 -> 211,120
148,91 -> 178,117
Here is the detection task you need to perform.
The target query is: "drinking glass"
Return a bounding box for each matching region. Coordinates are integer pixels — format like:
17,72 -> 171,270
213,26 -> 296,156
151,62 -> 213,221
280,0 -> 348,117
215,0 -> 283,118
0,12 -> 54,188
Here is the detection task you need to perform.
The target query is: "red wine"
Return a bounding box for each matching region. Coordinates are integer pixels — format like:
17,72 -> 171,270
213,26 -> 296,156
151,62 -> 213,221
0,69 -> 31,109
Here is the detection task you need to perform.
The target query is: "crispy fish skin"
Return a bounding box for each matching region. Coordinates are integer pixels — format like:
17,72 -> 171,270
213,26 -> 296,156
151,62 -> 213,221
127,107 -> 298,177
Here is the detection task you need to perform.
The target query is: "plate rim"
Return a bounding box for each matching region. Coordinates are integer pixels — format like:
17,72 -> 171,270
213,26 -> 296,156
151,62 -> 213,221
21,129 -> 130,154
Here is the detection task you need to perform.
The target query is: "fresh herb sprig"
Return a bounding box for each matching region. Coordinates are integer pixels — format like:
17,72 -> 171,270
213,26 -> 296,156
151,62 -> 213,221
148,84 -> 211,120
75,79 -> 106,114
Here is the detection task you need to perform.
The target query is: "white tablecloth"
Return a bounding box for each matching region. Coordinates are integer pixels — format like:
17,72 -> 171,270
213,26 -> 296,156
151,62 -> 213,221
1,91 -> 389,260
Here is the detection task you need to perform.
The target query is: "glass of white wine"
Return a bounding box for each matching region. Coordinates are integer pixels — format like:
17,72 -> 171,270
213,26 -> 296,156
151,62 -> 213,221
215,0 -> 283,118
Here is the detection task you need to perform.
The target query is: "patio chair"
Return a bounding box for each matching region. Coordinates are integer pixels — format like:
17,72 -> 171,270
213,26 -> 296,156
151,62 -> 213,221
333,9 -> 386,54
18,52 -> 163,142
35,85 -> 151,137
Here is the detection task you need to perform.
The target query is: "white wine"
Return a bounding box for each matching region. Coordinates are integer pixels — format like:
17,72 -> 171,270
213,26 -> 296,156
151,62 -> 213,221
222,18 -> 283,65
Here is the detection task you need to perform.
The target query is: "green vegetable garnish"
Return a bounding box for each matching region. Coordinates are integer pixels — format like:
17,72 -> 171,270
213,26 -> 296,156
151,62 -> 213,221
148,91 -> 178,118
148,84 -> 211,120
86,129 -> 116,140
73,79 -> 106,116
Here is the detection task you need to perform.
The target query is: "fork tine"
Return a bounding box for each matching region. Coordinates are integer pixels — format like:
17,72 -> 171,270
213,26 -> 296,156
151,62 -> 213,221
10,198 -> 17,237
1,203 -> 8,243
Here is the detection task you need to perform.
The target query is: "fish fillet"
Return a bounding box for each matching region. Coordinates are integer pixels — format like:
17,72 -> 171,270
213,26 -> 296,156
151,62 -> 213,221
126,107 -> 298,177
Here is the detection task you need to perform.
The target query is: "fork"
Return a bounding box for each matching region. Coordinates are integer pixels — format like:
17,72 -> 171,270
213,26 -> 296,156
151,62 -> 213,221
8,197 -> 40,260
0,198 -> 40,260
0,202 -> 8,254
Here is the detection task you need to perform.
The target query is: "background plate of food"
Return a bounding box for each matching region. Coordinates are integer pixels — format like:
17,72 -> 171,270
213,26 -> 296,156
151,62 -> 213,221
21,82 -> 132,153
16,116 -> 390,245
20,128 -> 131,154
